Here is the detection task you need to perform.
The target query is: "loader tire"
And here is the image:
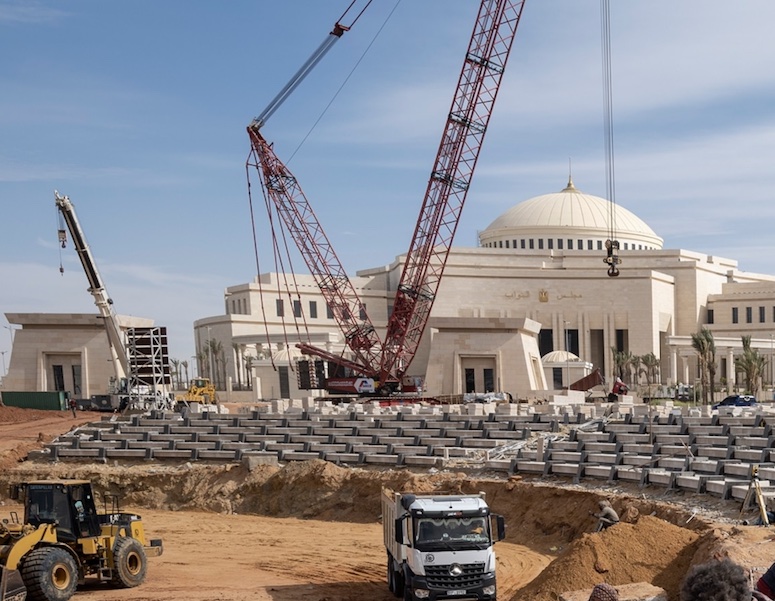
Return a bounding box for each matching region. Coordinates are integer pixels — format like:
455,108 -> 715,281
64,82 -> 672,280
110,537 -> 147,588
20,547 -> 78,601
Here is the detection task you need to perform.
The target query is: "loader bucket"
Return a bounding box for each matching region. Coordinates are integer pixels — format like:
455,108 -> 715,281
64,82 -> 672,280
0,566 -> 26,601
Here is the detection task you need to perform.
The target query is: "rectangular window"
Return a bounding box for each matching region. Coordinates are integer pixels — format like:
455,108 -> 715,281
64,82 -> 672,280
498,240 -> 503,248
483,368 -> 494,393
464,368 -> 475,393
359,304 -> 367,320
293,300 -> 302,318
538,239 -> 544,250
326,303 -> 334,319
547,239 -> 554,250
746,307 -> 753,323
760,306 -> 766,323
520,239 -> 526,249
588,240 -> 593,250
71,365 -> 82,396
513,239 -> 517,248
567,239 -> 573,250
578,239 -> 583,249
597,240 -> 603,250
529,239 -> 534,249
732,307 -> 739,324
309,301 -> 318,319
505,240 -> 510,248
52,365 -> 65,391
557,239 -> 563,250
276,299 -> 284,317
707,309 -> 714,325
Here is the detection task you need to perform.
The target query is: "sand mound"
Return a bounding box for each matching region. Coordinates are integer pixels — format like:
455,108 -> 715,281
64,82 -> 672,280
517,515 -> 701,600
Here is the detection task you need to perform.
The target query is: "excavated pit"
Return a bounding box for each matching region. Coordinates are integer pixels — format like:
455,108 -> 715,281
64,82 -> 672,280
1,456 -> 766,601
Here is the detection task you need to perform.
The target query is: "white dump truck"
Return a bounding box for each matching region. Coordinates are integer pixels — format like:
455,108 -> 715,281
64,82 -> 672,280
382,490 -> 506,601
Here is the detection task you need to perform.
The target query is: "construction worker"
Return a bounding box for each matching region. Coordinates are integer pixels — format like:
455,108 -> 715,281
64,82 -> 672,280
591,500 -> 619,532
68,397 -> 77,418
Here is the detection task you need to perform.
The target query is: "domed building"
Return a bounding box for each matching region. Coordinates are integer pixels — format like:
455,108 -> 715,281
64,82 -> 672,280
194,178 -> 775,401
479,178 -> 663,253
10,179 -> 775,403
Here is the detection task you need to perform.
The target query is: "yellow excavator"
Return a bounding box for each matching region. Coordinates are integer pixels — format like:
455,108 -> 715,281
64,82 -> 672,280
176,377 -> 218,405
0,479 -> 162,601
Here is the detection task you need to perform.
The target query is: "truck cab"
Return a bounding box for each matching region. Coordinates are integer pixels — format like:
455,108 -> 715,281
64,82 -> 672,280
383,491 -> 505,601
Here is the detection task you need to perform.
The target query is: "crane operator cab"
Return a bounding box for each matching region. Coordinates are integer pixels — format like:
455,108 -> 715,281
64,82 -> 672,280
22,481 -> 102,542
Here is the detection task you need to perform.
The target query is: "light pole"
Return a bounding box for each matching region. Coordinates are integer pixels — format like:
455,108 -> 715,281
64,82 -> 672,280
564,320 -> 570,389
0,351 -> 6,378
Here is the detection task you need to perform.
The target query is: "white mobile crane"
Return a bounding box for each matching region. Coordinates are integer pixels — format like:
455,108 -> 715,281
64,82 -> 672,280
55,191 -> 172,411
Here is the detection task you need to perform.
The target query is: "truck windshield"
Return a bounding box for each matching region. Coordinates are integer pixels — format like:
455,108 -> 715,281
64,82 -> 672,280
415,516 -> 490,549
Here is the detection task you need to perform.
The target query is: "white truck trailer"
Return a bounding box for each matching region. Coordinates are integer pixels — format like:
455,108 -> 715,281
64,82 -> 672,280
382,490 -> 506,601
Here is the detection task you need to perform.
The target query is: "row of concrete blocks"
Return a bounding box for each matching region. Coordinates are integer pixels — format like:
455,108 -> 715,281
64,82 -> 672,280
532,442 -> 775,464
512,458 -> 775,499
47,444 -> 494,469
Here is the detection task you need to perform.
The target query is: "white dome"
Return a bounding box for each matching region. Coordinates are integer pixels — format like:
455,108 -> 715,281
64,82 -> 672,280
542,350 -> 580,363
479,178 -> 663,251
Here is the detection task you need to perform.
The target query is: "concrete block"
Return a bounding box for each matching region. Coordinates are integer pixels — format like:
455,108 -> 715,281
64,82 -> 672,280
404,456 -> 441,468
363,454 -> 399,465
584,465 -> 615,480
241,453 -> 280,470
515,460 -> 546,473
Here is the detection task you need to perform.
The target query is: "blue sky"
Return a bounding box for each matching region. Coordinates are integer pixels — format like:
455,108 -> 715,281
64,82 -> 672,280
2,0 -> 775,367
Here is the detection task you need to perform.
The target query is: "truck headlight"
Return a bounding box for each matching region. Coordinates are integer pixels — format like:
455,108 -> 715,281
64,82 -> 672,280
414,589 -> 430,599
483,585 -> 496,596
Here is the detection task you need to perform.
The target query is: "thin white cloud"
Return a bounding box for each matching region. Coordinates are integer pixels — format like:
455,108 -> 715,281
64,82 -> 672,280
0,2 -> 66,24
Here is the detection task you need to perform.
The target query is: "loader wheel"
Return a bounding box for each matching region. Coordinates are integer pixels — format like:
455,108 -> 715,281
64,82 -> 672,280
20,547 -> 78,601
110,537 -> 147,588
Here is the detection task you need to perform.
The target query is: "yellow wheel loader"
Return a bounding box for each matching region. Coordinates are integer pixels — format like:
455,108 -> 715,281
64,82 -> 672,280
176,377 -> 218,405
0,480 -> 162,601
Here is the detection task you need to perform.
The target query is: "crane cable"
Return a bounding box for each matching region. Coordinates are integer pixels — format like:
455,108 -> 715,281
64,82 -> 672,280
286,0 -> 403,165
245,1 -> 402,370
601,0 -> 621,277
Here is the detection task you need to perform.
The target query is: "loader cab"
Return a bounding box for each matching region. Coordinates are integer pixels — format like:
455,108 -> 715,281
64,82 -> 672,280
23,481 -> 101,541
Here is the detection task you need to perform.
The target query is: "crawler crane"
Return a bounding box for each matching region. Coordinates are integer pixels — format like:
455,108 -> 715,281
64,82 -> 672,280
247,1 -> 526,395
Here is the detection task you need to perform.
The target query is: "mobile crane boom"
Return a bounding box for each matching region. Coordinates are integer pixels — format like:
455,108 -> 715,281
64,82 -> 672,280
248,0 -> 526,392
55,191 -> 128,383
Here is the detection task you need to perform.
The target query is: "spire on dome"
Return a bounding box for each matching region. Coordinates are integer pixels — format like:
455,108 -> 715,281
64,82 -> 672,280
562,176 -> 578,193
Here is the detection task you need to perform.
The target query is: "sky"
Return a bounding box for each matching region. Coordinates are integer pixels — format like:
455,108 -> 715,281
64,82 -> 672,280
2,0 -> 775,370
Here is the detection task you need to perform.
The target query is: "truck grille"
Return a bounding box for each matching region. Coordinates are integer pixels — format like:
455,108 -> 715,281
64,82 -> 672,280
425,562 -> 486,589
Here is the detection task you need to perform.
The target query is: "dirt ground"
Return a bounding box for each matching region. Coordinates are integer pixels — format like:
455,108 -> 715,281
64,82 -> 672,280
2,405 -> 775,601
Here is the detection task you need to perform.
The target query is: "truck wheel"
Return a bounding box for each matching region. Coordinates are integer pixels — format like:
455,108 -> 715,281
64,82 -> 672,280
387,557 -> 395,593
393,567 -> 404,597
20,547 -> 78,601
110,537 -> 147,588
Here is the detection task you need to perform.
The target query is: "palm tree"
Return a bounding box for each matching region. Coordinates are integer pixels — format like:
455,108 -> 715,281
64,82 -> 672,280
611,347 -> 627,381
639,352 -> 660,398
735,335 -> 767,398
232,342 -> 243,390
171,358 -> 181,390
691,328 -> 715,404
622,350 -> 638,387
207,339 -> 223,389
